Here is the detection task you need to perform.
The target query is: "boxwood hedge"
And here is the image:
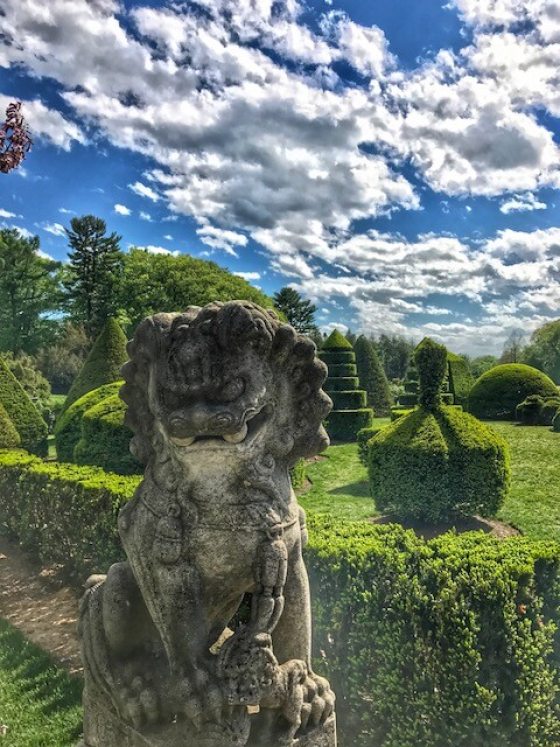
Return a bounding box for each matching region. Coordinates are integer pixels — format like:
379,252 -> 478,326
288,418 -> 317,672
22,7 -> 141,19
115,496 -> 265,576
0,356 -> 48,456
469,364 -> 558,420
54,381 -> 124,462
74,393 -> 141,475
1,451 -> 560,745
0,403 -> 20,448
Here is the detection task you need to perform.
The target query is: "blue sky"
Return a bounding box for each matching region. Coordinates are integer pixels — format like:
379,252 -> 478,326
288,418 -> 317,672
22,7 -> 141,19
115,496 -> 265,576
1,0 -> 559,355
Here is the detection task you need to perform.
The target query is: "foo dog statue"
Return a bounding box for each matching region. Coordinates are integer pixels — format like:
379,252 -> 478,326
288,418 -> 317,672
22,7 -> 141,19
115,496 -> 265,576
79,301 -> 337,747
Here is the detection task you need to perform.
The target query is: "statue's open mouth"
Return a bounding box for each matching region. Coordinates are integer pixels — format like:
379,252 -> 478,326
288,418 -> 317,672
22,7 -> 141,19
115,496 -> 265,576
168,404 -> 272,450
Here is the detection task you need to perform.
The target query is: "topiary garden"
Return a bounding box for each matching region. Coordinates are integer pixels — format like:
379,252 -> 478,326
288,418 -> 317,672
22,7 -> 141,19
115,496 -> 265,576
320,329 -> 373,441
0,355 -> 48,456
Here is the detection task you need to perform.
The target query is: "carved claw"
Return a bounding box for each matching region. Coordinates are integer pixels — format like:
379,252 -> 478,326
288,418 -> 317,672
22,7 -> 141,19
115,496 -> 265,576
300,673 -> 335,731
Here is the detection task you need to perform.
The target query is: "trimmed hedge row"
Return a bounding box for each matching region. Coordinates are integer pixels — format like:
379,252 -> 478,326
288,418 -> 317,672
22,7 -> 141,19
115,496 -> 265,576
1,451 -> 560,745
309,518 -> 560,746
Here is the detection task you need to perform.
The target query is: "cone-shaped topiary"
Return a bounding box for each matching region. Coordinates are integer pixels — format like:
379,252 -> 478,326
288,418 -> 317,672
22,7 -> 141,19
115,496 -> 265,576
0,356 -> 48,455
354,336 -> 392,416
54,381 -> 124,461
447,352 -> 474,407
320,330 -> 373,441
0,401 -> 20,448
368,336 -> 510,522
469,363 -> 558,420
63,319 -> 128,413
74,393 -> 141,475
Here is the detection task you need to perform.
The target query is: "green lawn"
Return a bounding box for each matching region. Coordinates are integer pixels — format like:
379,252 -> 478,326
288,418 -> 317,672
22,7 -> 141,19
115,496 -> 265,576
300,420 -> 560,541
0,620 -> 82,746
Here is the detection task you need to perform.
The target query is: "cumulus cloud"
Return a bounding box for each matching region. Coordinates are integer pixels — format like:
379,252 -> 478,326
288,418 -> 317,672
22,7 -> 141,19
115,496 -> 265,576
139,211 -> 153,221
0,208 -> 20,218
114,203 -> 131,216
0,94 -> 85,150
196,224 -> 248,257
133,244 -> 180,256
499,192 -> 547,214
129,181 -> 160,202
234,271 -> 261,281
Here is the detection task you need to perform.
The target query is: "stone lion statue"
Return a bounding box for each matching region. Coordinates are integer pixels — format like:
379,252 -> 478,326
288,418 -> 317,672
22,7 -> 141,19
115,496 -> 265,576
79,301 -> 336,747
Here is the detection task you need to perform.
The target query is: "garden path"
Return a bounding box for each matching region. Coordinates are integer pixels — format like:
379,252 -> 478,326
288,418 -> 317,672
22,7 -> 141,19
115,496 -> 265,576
0,534 -> 81,675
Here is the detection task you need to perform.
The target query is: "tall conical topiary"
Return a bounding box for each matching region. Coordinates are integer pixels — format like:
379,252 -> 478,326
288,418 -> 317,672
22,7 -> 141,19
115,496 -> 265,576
354,336 -> 392,416
0,401 -> 20,449
320,329 -> 373,441
368,337 -> 510,522
63,318 -> 128,412
0,356 -> 47,455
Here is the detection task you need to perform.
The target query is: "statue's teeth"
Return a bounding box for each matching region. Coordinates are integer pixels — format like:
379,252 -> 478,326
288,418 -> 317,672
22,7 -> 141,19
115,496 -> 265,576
223,424 -> 248,444
171,435 -> 196,447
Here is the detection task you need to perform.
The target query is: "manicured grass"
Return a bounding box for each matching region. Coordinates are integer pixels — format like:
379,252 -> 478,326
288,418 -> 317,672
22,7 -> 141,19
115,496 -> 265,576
300,419 -> 560,541
0,619 -> 82,746
299,417 -> 389,522
493,422 -> 560,541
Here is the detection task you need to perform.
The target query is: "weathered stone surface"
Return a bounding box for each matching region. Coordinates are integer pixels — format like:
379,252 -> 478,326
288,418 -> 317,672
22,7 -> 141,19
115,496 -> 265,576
79,301 -> 336,746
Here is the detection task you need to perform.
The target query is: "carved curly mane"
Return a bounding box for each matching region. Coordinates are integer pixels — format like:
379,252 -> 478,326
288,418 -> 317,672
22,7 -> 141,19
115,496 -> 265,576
120,301 -> 332,467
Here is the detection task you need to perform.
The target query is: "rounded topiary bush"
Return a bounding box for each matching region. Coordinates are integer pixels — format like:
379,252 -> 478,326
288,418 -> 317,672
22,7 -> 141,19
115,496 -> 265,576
74,393 -> 141,475
368,338 -> 510,522
0,356 -> 48,456
63,318 -> 128,413
54,381 -> 123,462
0,402 -> 20,449
469,363 -> 558,420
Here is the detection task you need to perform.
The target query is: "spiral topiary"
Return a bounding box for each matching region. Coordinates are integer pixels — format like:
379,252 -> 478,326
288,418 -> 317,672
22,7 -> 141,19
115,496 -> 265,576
368,337 -> 510,522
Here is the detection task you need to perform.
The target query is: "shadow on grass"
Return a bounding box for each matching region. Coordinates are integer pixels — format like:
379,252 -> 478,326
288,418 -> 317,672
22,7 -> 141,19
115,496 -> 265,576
329,480 -> 370,499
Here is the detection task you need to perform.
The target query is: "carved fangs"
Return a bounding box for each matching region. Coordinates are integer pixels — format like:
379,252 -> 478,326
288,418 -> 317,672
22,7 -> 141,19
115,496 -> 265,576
170,435 -> 196,447
223,423 -> 248,444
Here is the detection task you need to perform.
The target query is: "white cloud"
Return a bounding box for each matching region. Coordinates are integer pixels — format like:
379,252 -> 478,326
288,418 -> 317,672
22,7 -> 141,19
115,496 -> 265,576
114,203 -> 131,216
234,271 -> 261,281
134,244 -> 180,256
41,222 -> 66,237
163,234 -> 173,240
499,192 -> 547,214
0,94 -> 85,150
58,207 -> 74,214
0,208 -> 19,218
1,223 -> 35,239
129,181 -> 160,202
139,211 -> 153,221
196,224 -> 248,257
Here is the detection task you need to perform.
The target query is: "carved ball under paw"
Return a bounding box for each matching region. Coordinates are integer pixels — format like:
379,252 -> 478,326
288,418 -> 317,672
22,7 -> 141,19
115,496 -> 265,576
116,674 -> 161,728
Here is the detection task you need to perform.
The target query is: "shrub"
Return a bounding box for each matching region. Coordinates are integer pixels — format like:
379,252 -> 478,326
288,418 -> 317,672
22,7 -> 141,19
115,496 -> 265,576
74,393 -> 141,475
63,318 -> 128,412
54,381 -> 123,462
308,518 -> 560,746
321,329 -> 353,350
0,356 -> 48,455
354,336 -> 392,416
357,425 -> 383,465
390,407 -> 413,421
516,395 -> 560,426
1,352 -> 51,413
469,364 -> 558,420
369,341 -> 510,522
554,410 -> 560,433
0,402 -> 20,448
447,352 -> 474,406
0,453 -> 559,744
320,335 -> 373,441
290,458 -> 307,490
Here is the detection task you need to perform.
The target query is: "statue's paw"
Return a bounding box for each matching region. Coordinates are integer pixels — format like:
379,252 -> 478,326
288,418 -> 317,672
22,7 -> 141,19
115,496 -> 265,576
301,674 -> 335,729
117,675 -> 161,728
177,669 -> 225,729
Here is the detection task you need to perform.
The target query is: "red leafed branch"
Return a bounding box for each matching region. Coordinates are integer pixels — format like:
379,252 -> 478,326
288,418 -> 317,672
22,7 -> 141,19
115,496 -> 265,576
0,102 -> 33,174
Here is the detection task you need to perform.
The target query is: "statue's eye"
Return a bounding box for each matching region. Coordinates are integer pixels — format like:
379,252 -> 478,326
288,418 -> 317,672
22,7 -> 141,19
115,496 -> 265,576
220,377 -> 245,402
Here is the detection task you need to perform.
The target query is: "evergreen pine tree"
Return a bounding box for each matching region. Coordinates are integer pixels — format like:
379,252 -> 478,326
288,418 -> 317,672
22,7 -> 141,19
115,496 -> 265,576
354,335 -> 392,415
273,287 -> 318,334
64,215 -> 123,338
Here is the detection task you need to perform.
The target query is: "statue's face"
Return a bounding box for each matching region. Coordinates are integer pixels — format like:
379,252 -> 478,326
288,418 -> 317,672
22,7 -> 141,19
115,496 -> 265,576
149,327 -> 275,460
